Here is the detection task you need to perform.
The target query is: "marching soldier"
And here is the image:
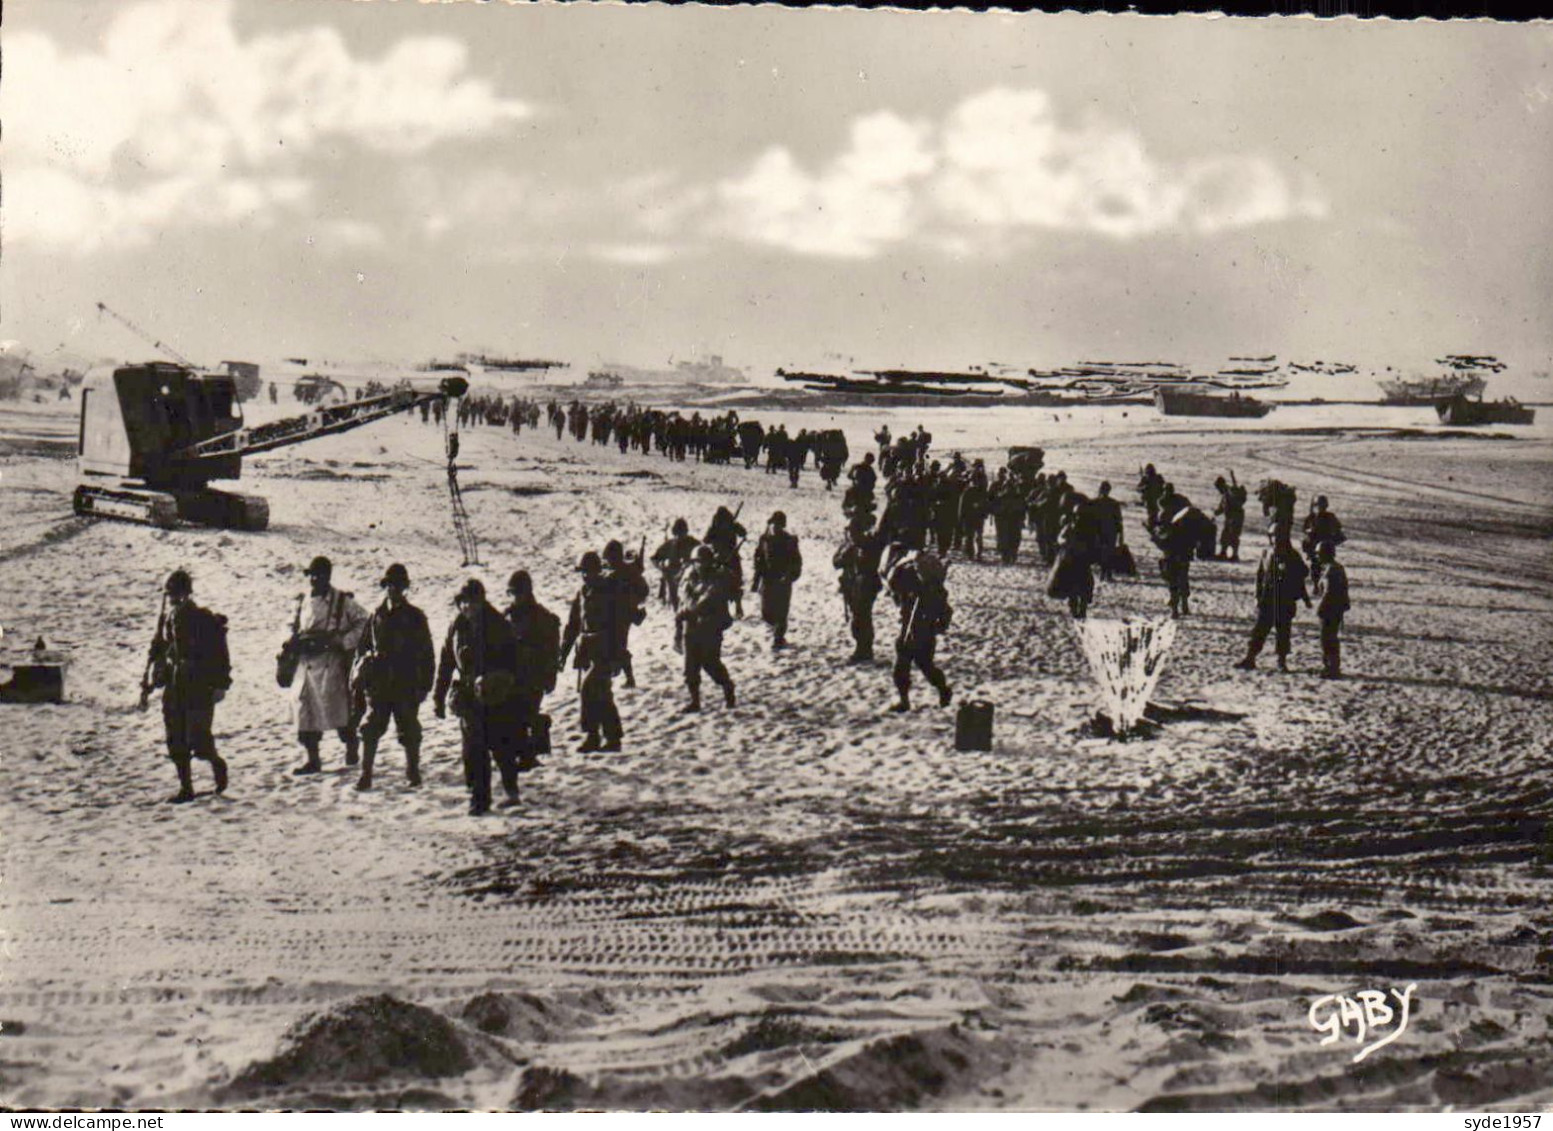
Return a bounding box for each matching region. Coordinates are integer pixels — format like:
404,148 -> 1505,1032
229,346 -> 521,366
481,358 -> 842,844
146,570 -> 231,804
602,539 -> 650,689
1314,542 -> 1350,679
290,556 -> 369,776
651,518 -> 700,611
505,570 -> 562,780
1236,527 -> 1312,673
886,547 -> 954,713
351,563 -> 435,792
559,552 -> 625,753
704,505 -> 747,618
833,513 -> 886,663
1301,495 -> 1346,582
434,579 -> 523,814
752,511 -> 803,651
677,546 -> 737,713
1214,474 -> 1248,562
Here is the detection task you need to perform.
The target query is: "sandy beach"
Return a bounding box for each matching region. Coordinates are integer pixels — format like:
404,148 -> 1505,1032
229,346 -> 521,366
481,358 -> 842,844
0,391 -> 1548,1111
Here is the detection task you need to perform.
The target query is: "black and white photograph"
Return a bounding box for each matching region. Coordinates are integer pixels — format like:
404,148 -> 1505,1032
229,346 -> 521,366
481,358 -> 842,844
1,0 -> 1550,1114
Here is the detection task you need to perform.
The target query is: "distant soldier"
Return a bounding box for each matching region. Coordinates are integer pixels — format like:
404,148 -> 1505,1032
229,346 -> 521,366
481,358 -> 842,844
351,563 -> 435,791
885,547 -> 954,712
290,556 -> 369,776
704,505 -> 747,618
1092,481 -> 1123,580
146,570 -> 231,804
559,552 -> 625,752
988,469 -> 1026,565
434,580 -> 523,814
956,461 -> 989,560
1313,542 -> 1350,679
677,546 -> 737,713
651,519 -> 700,612
1301,495 -> 1346,582
1137,463 -> 1166,530
1236,527 -> 1312,673
834,513 -> 886,664
1150,500 -> 1199,619
505,570 -> 562,779
1047,498 -> 1098,619
752,511 -> 803,651
1214,474 -> 1248,562
602,539 -> 650,689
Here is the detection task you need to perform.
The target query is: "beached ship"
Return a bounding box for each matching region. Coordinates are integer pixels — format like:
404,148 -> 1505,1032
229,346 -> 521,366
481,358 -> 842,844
1155,388 -> 1274,418
1377,373 -> 1487,405
1436,395 -> 1535,426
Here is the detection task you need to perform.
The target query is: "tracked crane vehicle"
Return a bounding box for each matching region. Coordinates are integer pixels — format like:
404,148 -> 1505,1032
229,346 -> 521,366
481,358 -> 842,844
74,362 -> 468,531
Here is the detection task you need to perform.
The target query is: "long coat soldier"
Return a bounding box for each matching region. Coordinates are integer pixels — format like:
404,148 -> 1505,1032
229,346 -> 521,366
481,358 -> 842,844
677,545 -> 737,713
560,552 -> 626,753
146,570 -> 231,804
603,539 -> 650,689
505,570 -> 562,776
752,511 -> 802,651
351,563 -> 435,791
291,556 -> 369,775
1314,542 -> 1350,679
434,579 -> 523,814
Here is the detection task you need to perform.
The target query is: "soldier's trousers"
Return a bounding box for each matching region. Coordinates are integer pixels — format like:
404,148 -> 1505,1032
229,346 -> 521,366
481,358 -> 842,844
1160,557 -> 1192,612
761,582 -> 793,642
580,662 -> 622,743
846,591 -> 877,657
894,634 -> 948,701
360,697 -> 422,774
459,710 -> 496,812
684,628 -> 733,702
1246,603 -> 1298,661
995,520 -> 1022,563
1320,613 -> 1343,675
163,691 -> 220,768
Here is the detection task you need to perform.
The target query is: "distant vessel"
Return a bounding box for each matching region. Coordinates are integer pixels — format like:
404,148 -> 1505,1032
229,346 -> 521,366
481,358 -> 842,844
1435,395 -> 1535,426
592,355 -> 747,386
1155,388 -> 1274,418
1377,373 -> 1487,405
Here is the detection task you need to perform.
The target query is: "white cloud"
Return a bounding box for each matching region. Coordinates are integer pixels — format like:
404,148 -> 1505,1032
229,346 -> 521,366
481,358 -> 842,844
714,112 -> 936,258
3,0 -> 532,253
587,243 -> 683,266
711,87 -> 1327,258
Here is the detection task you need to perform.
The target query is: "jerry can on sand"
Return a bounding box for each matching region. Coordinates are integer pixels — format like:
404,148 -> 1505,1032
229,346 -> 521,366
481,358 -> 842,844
955,699 -> 994,751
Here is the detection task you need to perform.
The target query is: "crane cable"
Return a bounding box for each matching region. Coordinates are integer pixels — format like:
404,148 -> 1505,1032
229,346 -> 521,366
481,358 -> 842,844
440,397 -> 480,567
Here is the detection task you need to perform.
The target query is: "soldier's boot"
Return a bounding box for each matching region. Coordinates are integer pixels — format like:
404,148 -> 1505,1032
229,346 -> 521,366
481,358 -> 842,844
355,741 -> 376,791
168,760 -> 196,804
342,728 -> 360,767
578,731 -> 603,753
681,692 -> 701,715
405,746 -> 422,788
293,735 -> 323,775
721,680 -> 736,709
935,678 -> 953,708
890,694 -> 911,713
622,656 -> 637,690
210,754 -> 229,795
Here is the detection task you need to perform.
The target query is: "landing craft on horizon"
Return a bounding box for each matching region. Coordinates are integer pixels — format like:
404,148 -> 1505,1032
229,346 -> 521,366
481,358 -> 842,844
72,363 -> 468,531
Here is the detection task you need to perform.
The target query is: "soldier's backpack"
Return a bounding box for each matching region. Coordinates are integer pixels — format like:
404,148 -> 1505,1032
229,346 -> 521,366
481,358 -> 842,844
186,607 -> 232,693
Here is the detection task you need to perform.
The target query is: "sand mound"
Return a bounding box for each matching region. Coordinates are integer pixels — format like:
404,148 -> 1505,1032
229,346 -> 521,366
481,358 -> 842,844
459,990 -> 608,1040
225,994 -> 475,1097
751,1023 -> 1013,1111
513,1066 -> 756,1112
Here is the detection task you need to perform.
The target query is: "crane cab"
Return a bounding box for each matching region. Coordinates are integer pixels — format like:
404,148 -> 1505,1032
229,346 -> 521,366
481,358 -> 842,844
79,363 -> 245,487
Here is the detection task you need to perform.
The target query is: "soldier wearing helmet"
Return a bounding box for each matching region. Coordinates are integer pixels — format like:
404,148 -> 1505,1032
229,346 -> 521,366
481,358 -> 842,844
602,539 -> 650,689
676,544 -> 736,713
753,511 -> 802,652
651,518 -> 700,613
434,578 -> 523,814
560,550 -> 626,752
147,569 -> 231,803
350,563 -> 435,792
290,555 -> 369,777
504,568 -> 562,780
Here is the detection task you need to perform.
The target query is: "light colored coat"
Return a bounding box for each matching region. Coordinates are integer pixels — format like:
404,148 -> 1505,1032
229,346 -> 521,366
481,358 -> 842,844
292,587 -> 369,732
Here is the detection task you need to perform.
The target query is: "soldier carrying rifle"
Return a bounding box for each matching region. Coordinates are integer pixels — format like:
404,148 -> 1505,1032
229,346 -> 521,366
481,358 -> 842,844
143,570 -> 231,804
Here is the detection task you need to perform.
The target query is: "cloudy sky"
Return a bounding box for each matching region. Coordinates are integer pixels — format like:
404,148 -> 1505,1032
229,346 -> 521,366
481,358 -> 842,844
3,0 -> 1550,381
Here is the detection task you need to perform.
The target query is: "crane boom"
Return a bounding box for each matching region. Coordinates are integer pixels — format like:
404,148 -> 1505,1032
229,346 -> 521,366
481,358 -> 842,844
181,376 -> 468,462
96,302 -> 197,368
